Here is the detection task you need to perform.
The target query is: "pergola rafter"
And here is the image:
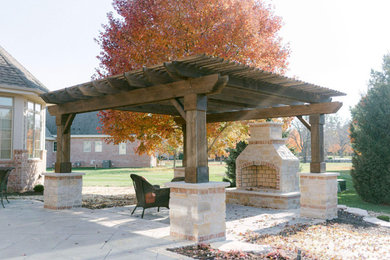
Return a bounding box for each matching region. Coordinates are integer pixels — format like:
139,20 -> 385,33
41,54 -> 346,183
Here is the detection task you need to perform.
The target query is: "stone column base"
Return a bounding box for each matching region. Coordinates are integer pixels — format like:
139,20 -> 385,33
43,172 -> 85,210
165,181 -> 230,242
299,172 -> 339,219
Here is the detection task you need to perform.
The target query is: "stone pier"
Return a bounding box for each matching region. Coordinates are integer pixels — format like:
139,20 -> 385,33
165,181 -> 230,242
299,172 -> 339,219
43,172 -> 84,210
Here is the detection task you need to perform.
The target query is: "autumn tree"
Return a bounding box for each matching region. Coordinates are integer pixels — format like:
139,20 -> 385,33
287,117 -> 310,162
96,0 -> 289,156
324,115 -> 352,157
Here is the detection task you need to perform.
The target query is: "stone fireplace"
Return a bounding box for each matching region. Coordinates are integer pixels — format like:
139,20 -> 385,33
226,122 -> 300,209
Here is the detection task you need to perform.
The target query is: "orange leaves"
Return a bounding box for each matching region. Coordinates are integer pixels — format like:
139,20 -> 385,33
96,0 -> 289,76
95,0 -> 290,156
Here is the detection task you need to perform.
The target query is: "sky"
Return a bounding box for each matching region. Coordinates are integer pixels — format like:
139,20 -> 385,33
1,0 -> 390,119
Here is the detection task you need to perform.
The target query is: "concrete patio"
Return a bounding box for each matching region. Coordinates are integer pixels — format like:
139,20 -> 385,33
0,199 -> 318,259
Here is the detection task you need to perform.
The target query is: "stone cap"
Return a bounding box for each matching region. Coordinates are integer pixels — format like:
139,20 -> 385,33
299,172 -> 340,178
165,181 -> 230,189
43,172 -> 86,177
249,122 -> 283,142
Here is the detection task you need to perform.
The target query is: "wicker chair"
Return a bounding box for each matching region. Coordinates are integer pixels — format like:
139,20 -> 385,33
0,167 -> 15,208
130,174 -> 170,218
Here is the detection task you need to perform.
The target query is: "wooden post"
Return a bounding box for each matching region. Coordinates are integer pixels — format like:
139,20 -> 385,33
55,114 -> 75,173
181,124 -> 187,168
310,114 -> 326,173
184,94 -> 208,183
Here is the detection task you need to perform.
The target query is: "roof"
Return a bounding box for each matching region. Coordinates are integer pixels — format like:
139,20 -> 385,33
46,110 -> 101,135
0,45 -> 49,93
41,55 -> 346,120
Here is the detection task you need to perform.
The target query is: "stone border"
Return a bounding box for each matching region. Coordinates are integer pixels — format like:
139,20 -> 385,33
165,181 -> 230,189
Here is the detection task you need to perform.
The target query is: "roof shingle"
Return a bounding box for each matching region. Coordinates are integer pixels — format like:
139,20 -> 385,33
0,45 -> 49,93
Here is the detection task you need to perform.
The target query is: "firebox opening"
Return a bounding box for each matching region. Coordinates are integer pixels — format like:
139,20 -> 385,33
240,165 -> 279,190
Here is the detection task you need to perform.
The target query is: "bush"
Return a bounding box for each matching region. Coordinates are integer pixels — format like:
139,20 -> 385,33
350,54 -> 390,204
223,141 -> 247,187
377,215 -> 390,222
33,184 -> 44,193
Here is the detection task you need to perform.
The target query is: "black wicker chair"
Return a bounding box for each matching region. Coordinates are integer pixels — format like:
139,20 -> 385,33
0,167 -> 15,208
130,174 -> 170,218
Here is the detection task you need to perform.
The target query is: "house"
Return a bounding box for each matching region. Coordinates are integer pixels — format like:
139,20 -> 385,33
45,111 -> 156,168
0,45 -> 48,192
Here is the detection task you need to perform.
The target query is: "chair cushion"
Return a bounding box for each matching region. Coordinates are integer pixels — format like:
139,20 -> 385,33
145,192 -> 156,204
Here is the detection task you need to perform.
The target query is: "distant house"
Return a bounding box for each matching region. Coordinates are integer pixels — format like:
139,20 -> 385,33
45,111 -> 156,168
0,45 -> 48,192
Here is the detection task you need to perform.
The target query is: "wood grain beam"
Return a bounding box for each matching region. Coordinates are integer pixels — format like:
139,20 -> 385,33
297,115 -> 311,131
175,102 -> 342,124
143,67 -> 173,84
170,98 -> 186,120
169,62 -> 331,103
48,74 -> 228,116
123,72 -> 151,88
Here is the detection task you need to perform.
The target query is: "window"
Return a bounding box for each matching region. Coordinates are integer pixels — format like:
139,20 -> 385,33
119,142 -> 126,155
0,97 -> 13,159
26,102 -> 42,158
83,141 -> 91,152
53,142 -> 57,152
95,141 -> 102,152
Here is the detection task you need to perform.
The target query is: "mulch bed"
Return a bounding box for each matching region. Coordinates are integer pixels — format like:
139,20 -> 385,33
169,209 -> 390,260
168,243 -> 285,260
82,194 -> 137,209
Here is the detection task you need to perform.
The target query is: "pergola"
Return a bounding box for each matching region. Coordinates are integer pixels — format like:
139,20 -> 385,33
42,54 -> 345,182
41,55 -> 345,241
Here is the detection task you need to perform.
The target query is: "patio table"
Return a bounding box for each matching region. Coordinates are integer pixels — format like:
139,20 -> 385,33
0,167 -> 15,208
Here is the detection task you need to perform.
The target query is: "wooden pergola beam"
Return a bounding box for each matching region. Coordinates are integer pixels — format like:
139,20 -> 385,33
167,61 -> 332,103
170,98 -> 186,120
48,74 -> 228,116
297,115 -> 311,131
175,102 -> 342,124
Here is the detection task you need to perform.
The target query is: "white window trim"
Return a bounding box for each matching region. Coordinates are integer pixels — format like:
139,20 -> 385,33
95,141 -> 102,152
0,96 -> 13,160
119,142 -> 126,155
83,141 -> 92,153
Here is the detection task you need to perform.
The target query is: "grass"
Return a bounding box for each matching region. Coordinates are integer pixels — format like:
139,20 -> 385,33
47,161 -> 227,187
47,161 -> 390,214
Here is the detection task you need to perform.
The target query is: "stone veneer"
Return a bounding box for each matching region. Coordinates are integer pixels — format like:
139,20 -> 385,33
299,172 -> 339,219
0,149 -> 46,192
43,172 -> 84,210
165,181 -> 230,242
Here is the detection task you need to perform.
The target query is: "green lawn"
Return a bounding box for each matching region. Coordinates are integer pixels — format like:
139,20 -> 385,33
48,161 -> 390,214
53,161 -> 227,187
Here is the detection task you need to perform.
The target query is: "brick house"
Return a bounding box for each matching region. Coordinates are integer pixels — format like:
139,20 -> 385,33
45,111 -> 156,168
0,45 -> 47,192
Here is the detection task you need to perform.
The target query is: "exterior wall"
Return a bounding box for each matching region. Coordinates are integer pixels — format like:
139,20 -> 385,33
0,93 -> 46,192
46,136 -> 156,168
0,149 -> 45,192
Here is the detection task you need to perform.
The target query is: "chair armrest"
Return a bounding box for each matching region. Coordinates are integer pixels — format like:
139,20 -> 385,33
154,187 -> 170,198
